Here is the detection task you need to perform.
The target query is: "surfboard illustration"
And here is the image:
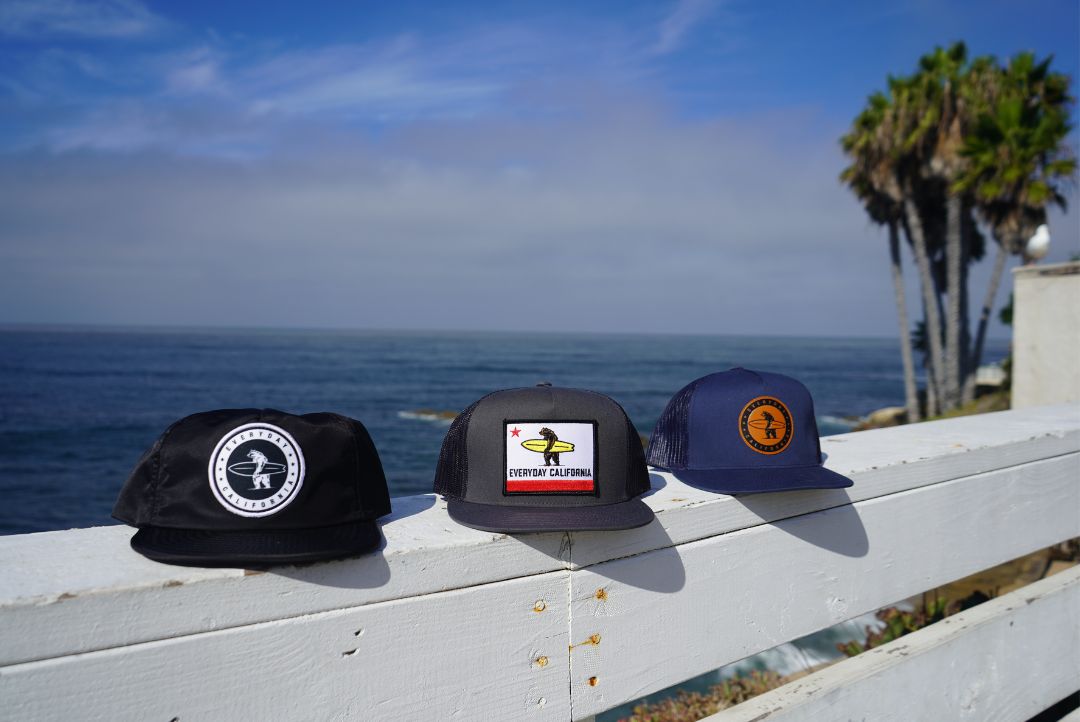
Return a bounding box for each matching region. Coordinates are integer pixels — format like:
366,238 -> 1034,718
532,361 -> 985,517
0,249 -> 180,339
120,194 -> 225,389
521,439 -> 576,454
746,419 -> 788,431
227,461 -> 287,477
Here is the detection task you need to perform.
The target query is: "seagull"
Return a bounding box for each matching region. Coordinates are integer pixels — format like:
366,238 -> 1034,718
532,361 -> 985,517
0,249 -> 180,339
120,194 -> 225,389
1024,224 -> 1050,263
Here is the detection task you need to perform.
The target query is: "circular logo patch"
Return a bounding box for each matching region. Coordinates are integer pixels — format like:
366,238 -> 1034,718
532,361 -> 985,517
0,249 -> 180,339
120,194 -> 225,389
208,423 -> 305,517
739,396 -> 794,455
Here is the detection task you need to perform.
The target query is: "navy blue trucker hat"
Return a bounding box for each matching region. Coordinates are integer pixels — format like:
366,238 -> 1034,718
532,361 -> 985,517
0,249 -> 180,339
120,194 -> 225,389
433,384 -> 655,532
113,409 -> 391,567
646,368 -> 853,494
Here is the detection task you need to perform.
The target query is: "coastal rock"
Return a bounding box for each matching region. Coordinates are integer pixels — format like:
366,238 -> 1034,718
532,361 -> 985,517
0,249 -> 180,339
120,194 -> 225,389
855,406 -> 907,431
398,409 -> 459,424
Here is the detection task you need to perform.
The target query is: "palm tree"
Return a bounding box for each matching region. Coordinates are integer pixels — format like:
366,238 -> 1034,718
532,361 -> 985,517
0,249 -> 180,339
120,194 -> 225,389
906,43 -> 972,409
842,46 -> 1075,418
841,92 -> 922,421
955,51 -> 1077,403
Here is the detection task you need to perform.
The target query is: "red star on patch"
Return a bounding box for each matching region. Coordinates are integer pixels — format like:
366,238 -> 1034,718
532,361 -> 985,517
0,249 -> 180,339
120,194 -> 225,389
510,427 -> 521,437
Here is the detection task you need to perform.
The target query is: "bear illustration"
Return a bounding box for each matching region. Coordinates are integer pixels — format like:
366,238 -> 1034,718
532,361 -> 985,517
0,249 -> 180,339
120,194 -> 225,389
539,427 -> 560,466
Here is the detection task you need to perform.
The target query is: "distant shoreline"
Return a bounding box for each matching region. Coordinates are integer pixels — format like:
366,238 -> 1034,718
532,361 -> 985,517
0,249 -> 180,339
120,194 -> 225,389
0,322 -> 1013,344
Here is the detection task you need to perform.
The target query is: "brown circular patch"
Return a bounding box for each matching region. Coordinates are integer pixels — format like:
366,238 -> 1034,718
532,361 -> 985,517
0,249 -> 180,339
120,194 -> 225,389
739,396 -> 793,454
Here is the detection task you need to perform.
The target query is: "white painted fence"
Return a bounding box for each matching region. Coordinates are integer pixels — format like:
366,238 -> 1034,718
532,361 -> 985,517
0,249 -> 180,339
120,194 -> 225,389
1,404 -> 1078,721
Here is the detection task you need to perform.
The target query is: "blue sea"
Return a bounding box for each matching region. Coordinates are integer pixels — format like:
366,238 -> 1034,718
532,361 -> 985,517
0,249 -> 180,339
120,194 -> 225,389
0,327 -> 1008,536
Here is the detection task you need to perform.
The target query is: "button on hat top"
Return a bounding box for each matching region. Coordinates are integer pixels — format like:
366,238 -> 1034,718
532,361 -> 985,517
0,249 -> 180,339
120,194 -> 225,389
113,409 -> 392,567
646,368 -> 853,494
434,385 -> 655,532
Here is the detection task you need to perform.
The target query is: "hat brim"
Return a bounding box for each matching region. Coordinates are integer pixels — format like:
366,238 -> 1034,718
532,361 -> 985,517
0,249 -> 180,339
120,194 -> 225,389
130,520 -> 383,568
446,497 -> 655,533
669,464 -> 853,495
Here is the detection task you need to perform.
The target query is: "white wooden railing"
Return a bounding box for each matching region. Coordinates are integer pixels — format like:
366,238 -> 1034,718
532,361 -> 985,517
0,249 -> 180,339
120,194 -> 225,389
1,404 -> 1078,721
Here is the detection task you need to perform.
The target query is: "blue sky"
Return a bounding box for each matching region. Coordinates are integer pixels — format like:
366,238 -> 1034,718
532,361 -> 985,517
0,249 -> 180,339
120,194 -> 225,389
0,0 -> 1077,335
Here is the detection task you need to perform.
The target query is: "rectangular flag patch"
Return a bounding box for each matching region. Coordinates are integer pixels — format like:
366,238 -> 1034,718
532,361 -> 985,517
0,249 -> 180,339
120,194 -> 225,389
505,421 -> 597,494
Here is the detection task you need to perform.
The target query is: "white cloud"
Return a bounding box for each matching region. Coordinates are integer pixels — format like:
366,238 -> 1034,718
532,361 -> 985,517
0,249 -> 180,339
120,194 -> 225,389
243,46 -> 505,120
0,101 -> 900,334
5,89 -> 1073,336
165,48 -> 226,96
653,0 -> 720,55
0,0 -> 166,39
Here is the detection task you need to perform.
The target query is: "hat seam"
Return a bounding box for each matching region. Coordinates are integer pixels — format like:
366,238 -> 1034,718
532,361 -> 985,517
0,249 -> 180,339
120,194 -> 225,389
685,376 -> 705,468
340,414 -> 364,514
148,418 -> 183,526
459,389 -> 509,498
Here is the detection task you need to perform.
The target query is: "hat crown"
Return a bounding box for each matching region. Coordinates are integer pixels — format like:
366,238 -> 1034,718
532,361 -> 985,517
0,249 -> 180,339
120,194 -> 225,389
113,409 -> 390,531
434,386 -> 650,508
649,368 -> 822,471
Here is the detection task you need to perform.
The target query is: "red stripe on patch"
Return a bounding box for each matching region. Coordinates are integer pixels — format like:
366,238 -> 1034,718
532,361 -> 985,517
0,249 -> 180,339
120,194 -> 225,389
506,479 -> 595,492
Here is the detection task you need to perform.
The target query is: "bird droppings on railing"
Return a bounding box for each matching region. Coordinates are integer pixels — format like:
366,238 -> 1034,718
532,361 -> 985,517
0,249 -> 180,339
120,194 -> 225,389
594,587 -> 608,601
533,599 -> 546,612
669,498 -> 687,503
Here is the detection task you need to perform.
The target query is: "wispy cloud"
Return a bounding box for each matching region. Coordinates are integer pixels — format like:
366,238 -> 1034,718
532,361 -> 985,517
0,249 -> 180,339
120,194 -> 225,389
164,47 -> 226,96
8,28 -> 565,155
241,41 -> 506,121
0,0 -> 167,39
653,0 -> 721,55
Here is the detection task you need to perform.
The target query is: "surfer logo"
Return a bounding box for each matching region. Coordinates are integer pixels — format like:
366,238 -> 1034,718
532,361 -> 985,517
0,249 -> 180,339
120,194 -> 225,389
538,427 -> 562,466
245,449 -> 277,490
739,396 -> 794,455
519,428 -> 576,463
208,423 -> 305,517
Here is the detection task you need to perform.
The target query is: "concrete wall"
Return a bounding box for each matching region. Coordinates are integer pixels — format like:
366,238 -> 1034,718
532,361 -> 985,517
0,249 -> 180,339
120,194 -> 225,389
1012,261 -> 1080,409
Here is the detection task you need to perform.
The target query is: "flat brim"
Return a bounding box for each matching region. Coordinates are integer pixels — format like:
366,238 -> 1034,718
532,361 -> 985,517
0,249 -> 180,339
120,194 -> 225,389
447,497 -> 655,533
670,464 -> 854,494
130,520 -> 383,568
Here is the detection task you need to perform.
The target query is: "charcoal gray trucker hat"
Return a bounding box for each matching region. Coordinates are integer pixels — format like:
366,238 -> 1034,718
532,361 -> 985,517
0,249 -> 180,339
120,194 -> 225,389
433,385 -> 655,532
113,409 -> 391,567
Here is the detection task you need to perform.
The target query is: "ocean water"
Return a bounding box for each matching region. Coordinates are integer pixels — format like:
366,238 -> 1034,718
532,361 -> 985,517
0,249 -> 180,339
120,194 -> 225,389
0,327 -> 1008,535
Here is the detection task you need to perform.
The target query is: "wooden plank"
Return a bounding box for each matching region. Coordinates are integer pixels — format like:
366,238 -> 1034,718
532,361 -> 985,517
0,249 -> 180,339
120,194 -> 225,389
567,453 -> 1080,719
1,405 -> 1077,667
0,571 -> 571,722
707,565 -> 1080,722
0,495 -> 569,667
569,404 -> 1080,569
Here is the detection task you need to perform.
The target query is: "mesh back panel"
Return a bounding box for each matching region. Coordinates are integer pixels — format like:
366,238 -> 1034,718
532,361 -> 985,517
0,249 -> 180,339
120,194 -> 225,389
645,380 -> 699,470
433,400 -> 482,498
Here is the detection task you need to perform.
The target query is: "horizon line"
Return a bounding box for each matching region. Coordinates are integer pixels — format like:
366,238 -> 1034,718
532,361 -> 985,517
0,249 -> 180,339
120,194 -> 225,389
0,320 -> 1014,344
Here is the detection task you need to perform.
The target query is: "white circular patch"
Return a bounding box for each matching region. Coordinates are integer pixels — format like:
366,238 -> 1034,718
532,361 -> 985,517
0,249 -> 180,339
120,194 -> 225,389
208,422 -> 305,517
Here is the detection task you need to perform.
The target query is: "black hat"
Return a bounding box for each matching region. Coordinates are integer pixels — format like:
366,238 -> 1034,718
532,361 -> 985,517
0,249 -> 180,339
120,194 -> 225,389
434,385 -> 655,532
113,409 -> 391,567
646,368 -> 853,494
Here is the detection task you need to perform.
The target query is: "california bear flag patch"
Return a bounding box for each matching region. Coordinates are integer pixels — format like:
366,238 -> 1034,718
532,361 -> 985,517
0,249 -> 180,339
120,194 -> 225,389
504,421 -> 597,494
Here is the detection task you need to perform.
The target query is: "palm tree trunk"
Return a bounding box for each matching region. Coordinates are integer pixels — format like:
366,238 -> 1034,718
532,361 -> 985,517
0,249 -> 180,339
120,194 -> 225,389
964,240 -> 1009,403
943,194 -> 963,411
904,197 -> 945,415
888,220 -> 921,422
